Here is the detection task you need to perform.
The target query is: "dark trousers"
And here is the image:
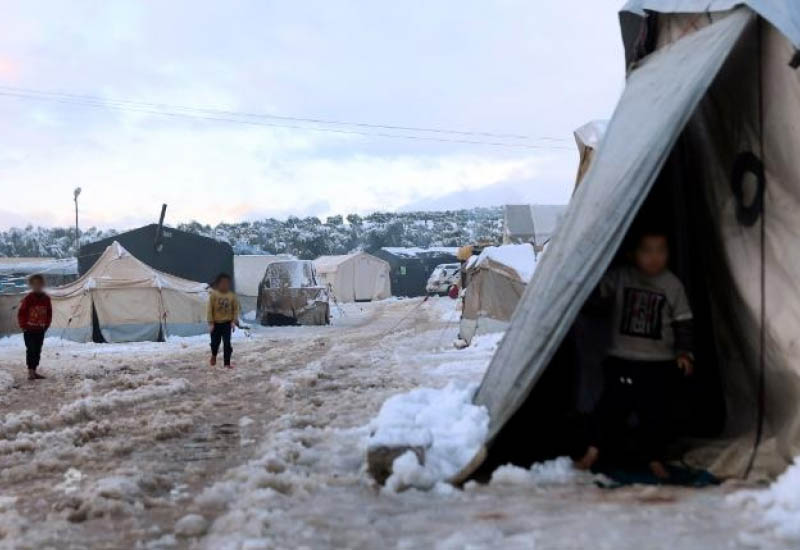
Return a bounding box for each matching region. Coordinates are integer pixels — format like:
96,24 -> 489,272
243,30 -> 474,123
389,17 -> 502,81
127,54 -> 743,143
210,322 -> 233,365
593,356 -> 678,465
23,330 -> 45,369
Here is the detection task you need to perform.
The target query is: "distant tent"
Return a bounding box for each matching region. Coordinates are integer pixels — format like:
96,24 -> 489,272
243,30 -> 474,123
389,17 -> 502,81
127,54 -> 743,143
573,120 -> 608,189
50,242 -> 209,343
234,255 -> 292,314
502,205 -> 567,248
372,247 -> 459,298
460,244 -> 536,344
314,253 -> 391,302
462,3 -> 800,480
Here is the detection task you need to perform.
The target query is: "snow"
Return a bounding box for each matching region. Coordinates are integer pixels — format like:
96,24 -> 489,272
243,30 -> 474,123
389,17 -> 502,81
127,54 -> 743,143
470,243 -> 537,281
368,381 -> 489,491
0,298 -> 785,549
174,514 -> 209,537
730,457 -> 800,543
489,457 -> 588,487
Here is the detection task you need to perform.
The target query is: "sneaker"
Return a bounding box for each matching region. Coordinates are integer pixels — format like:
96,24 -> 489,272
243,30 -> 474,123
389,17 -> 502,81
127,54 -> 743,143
224,363 -> 234,369
33,371 -> 46,380
27,369 -> 36,381
210,355 -> 217,367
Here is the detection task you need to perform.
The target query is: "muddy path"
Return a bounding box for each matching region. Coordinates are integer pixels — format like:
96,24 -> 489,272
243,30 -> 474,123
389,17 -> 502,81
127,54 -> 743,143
0,298 -> 783,550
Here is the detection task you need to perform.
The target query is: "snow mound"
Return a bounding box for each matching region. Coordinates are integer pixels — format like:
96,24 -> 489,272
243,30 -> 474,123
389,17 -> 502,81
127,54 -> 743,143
175,514 -> 209,537
490,457 -> 583,486
368,382 -> 488,491
730,457 -> 800,543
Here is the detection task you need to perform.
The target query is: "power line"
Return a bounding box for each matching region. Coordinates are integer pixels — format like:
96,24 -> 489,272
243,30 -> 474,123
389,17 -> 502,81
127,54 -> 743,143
0,85 -> 574,151
0,85 -> 569,142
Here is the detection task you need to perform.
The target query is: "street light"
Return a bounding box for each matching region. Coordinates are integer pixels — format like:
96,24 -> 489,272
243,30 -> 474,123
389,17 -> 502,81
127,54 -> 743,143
73,187 -> 82,255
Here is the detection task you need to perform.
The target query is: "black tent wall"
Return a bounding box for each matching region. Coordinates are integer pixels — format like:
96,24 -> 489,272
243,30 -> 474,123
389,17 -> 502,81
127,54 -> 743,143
79,225 -> 233,286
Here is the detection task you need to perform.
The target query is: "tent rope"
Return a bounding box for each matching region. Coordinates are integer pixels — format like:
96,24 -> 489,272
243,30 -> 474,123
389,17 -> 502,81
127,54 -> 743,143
744,17 -> 767,479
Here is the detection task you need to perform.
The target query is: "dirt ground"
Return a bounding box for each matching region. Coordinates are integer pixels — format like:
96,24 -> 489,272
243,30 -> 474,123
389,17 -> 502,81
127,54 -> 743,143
0,298 -> 784,549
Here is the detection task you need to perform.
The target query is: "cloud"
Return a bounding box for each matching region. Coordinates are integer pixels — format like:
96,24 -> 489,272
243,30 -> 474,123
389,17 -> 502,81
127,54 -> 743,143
0,0 -> 624,230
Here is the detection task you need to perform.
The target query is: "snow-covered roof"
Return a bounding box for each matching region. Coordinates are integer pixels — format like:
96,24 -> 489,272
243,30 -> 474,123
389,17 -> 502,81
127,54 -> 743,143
380,247 -> 459,259
467,244 -> 537,282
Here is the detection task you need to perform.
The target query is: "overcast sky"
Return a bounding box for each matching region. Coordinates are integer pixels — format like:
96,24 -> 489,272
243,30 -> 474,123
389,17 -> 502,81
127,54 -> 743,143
0,1 -> 625,230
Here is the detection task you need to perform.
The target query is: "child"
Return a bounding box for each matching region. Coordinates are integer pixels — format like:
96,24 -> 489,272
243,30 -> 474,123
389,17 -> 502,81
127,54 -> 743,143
17,274 -> 52,381
207,273 -> 240,369
576,230 -> 694,479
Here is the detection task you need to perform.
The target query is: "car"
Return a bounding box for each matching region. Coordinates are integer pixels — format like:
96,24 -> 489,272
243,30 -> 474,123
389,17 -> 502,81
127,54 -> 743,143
257,260 -> 330,326
425,263 -> 461,296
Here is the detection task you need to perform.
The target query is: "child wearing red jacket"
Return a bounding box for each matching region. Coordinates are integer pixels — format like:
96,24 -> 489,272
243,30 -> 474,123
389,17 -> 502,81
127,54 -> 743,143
17,274 -> 52,380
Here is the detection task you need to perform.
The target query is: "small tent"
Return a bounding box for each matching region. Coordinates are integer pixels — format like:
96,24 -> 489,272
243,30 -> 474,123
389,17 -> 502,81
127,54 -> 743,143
464,2 -> 800,480
50,242 -> 209,343
234,255 -> 292,314
460,244 -> 536,344
314,253 -> 391,302
502,204 -> 567,248
372,247 -> 459,297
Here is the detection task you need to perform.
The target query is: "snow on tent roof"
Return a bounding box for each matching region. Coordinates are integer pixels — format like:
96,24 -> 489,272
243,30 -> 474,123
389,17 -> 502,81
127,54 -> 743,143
468,244 -> 537,282
380,247 -> 459,259
573,120 -> 608,154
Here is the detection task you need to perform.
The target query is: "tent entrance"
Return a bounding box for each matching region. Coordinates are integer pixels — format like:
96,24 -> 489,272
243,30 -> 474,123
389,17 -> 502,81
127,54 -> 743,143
472,137 -> 732,478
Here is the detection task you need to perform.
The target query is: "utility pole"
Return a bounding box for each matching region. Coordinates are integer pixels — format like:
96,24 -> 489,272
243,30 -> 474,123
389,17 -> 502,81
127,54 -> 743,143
73,187 -> 82,255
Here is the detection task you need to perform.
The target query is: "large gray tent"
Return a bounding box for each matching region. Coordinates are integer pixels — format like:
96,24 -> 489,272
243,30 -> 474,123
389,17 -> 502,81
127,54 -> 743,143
468,2 -> 800,480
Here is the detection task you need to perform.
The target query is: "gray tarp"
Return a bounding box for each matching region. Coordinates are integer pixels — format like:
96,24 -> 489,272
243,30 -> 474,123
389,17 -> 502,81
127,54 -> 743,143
474,10 -> 754,442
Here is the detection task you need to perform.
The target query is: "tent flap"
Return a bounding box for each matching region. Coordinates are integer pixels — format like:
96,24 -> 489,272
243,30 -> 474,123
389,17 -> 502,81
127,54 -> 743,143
474,9 -> 755,442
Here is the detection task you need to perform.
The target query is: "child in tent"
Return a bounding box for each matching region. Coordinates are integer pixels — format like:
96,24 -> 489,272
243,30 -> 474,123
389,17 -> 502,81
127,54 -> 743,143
576,229 -> 694,479
17,274 -> 52,380
207,273 -> 240,369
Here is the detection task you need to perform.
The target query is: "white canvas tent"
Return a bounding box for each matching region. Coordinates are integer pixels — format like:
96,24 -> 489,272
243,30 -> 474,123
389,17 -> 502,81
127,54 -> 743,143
50,242 -> 209,343
234,255 -> 292,313
460,244 -> 536,344
314,252 -> 391,302
463,2 -> 800,480
502,204 -> 567,248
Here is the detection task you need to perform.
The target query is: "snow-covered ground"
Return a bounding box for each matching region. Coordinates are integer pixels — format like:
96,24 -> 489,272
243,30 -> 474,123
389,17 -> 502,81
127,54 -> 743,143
0,297 -> 793,549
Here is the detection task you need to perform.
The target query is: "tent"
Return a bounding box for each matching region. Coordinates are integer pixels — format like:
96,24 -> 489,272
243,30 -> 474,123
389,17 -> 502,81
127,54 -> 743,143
459,244 -> 536,344
50,242 -> 209,343
234,255 -> 292,314
372,247 -> 459,297
573,120 -> 608,189
314,252 -> 391,302
502,205 -> 567,248
465,2 -> 800,480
